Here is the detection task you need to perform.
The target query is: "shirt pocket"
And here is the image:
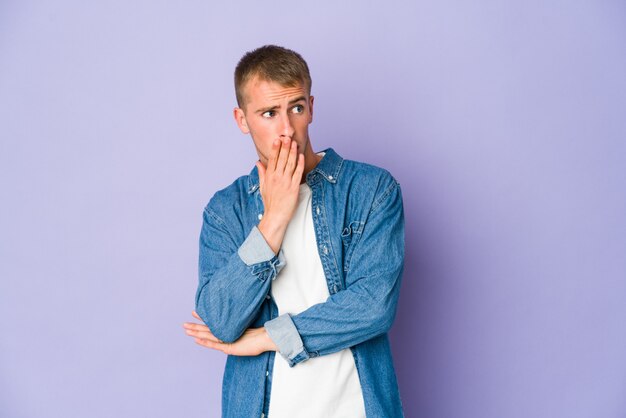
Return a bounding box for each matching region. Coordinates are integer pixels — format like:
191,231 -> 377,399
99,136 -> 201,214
341,220 -> 365,272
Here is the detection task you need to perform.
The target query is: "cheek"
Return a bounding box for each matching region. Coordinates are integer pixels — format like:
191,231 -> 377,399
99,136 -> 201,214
249,127 -> 276,154
295,116 -> 312,130
256,131 -> 276,149
249,120 -> 273,136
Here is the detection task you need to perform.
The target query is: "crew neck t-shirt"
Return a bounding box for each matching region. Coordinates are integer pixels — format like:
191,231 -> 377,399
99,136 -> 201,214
267,177 -> 366,418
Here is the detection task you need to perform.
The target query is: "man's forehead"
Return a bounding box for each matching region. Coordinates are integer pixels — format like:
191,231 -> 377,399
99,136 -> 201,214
244,76 -> 307,103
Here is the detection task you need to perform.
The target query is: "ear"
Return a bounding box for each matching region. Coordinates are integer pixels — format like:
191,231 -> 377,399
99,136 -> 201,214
308,95 -> 314,123
233,107 -> 250,134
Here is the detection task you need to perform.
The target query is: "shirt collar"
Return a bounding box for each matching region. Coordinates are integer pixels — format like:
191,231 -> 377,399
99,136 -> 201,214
247,147 -> 343,194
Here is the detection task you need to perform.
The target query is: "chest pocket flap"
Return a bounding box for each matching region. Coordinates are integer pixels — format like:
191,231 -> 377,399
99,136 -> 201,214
341,220 -> 365,272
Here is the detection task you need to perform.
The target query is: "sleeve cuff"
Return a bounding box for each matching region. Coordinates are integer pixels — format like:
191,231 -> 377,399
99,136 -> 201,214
238,226 -> 277,265
264,313 -> 311,367
238,226 -> 286,282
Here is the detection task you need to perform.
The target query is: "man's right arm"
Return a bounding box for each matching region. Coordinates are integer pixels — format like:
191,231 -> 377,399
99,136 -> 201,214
194,208 -> 285,344
195,138 -> 304,344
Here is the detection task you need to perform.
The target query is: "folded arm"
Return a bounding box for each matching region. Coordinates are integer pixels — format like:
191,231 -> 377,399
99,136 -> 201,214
194,209 -> 285,343
195,138 -> 304,343
264,179 -> 405,367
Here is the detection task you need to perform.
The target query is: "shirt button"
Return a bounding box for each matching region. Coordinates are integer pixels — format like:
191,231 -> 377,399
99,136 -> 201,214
258,213 -> 263,220
322,245 -> 328,255
316,207 -> 320,215
266,371 -> 269,377
333,284 -> 338,293
328,175 -> 334,180
265,295 -> 270,300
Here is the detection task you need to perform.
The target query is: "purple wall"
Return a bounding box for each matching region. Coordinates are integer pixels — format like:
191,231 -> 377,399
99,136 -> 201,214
1,1 -> 625,417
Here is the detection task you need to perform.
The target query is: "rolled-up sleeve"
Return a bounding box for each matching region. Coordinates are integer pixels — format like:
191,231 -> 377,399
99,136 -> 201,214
195,209 -> 286,343
239,226 -> 286,277
264,176 -> 404,367
264,313 -> 311,367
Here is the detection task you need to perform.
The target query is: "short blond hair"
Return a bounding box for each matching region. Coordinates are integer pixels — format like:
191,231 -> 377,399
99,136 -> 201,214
234,45 -> 312,108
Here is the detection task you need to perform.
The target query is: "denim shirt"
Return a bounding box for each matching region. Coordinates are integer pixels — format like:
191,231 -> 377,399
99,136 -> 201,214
195,148 -> 405,417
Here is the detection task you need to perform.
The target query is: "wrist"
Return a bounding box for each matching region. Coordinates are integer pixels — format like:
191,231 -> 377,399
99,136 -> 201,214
258,214 -> 288,254
261,327 -> 278,352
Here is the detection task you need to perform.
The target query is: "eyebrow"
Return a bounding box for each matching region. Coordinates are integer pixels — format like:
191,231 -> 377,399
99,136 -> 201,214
288,96 -> 307,105
255,96 -> 307,114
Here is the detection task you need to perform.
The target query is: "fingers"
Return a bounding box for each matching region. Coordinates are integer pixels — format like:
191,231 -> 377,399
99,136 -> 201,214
275,137 -> 300,178
285,139 -> 298,174
184,313 -> 223,344
183,322 -> 209,333
292,153 -> 305,185
267,139 -> 281,172
195,338 -> 237,356
190,330 -> 222,343
183,322 -> 223,343
194,337 -> 230,353
276,137 -> 291,174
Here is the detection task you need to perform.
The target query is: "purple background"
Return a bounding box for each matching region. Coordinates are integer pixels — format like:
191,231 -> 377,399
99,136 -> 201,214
1,1 -> 625,417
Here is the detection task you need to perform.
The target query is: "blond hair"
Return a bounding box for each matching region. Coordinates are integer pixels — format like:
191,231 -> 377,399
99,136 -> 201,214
234,45 -> 312,108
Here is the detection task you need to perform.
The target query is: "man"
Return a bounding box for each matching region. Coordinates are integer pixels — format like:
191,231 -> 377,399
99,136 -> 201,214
183,45 -> 405,417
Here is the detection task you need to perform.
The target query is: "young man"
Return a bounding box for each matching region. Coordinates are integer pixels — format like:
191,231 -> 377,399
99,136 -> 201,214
183,45 -> 405,417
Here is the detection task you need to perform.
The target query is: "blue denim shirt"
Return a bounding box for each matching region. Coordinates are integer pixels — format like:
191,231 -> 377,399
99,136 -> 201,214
195,148 -> 405,417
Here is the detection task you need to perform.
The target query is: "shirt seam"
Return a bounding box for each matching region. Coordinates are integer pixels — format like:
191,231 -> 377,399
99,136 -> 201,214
371,179 -> 400,213
204,206 -> 227,228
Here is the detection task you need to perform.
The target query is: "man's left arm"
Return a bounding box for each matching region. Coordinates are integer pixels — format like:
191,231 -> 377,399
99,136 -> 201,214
265,178 -> 404,366
185,177 -> 404,364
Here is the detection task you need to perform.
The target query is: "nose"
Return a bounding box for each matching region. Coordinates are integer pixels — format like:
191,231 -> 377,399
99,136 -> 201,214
279,113 -> 295,138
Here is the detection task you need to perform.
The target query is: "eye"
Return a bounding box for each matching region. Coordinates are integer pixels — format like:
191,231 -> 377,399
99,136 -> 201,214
292,105 -> 304,114
262,110 -> 276,118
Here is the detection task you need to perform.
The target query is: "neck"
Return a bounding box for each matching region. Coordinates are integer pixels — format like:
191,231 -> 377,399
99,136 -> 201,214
301,151 -> 323,184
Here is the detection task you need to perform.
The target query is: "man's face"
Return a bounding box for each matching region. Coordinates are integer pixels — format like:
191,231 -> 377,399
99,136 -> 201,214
234,76 -> 314,167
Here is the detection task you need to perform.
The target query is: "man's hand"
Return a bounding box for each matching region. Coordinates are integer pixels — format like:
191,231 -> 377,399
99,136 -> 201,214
183,311 -> 278,356
256,137 -> 305,254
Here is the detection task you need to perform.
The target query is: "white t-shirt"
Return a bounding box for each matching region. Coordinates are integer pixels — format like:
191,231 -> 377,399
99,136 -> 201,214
267,181 -> 366,418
